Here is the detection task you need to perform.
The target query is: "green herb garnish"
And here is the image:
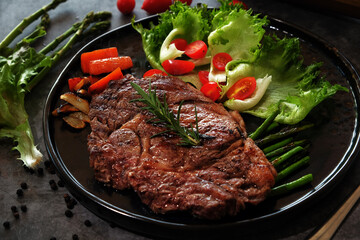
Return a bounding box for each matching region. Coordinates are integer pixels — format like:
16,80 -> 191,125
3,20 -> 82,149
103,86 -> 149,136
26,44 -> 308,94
130,81 -> 201,146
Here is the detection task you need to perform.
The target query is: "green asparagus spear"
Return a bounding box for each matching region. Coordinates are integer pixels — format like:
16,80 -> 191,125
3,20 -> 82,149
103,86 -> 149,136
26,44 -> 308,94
0,5 -> 111,168
0,0 -> 66,53
255,123 -> 314,147
270,174 -> 313,197
15,13 -> 50,50
29,11 -> 111,90
249,109 -> 279,140
265,139 -> 308,158
263,137 -> 293,154
271,146 -> 304,169
276,156 -> 310,182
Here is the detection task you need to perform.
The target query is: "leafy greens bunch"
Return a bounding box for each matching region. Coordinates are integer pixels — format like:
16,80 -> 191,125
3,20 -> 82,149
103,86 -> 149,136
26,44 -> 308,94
132,0 -> 347,125
0,0 -> 111,168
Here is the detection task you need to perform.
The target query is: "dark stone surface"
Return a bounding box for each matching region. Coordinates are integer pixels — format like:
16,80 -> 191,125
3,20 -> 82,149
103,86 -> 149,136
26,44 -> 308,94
0,0 -> 359,239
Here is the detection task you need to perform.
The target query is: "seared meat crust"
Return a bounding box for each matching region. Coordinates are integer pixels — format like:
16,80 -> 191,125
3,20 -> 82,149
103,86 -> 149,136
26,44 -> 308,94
88,74 -> 276,219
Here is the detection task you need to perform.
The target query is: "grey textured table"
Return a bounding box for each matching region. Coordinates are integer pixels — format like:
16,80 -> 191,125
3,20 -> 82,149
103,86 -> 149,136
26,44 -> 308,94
0,0 -> 359,239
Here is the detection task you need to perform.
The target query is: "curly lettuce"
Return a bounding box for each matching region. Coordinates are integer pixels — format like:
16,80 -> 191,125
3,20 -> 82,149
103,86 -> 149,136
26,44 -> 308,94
224,35 -> 348,124
208,7 -> 268,83
133,0 -> 348,125
132,2 -> 214,70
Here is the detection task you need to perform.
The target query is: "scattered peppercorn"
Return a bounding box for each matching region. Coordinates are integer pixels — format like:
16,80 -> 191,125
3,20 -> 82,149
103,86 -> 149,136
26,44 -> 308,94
20,182 -> 28,189
64,193 -> 70,203
49,180 -> 58,191
37,167 -> 44,176
66,202 -> 74,209
65,210 -> 73,218
44,160 -> 51,168
70,198 -> 77,206
11,206 -> 18,212
72,234 -> 79,240
29,168 -> 35,174
48,166 -> 56,174
13,211 -> 20,219
50,237 -> 57,240
3,221 -> 10,229
20,205 -> 27,213
84,220 -> 92,227
57,180 -> 64,187
16,189 -> 24,197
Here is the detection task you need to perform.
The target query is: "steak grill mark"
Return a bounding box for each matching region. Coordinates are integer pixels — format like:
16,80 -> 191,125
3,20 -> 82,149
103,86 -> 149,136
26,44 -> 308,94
88,74 -> 276,219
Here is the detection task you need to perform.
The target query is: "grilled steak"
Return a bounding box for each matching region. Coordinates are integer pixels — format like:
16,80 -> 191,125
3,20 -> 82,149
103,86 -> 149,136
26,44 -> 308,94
88,74 -> 277,219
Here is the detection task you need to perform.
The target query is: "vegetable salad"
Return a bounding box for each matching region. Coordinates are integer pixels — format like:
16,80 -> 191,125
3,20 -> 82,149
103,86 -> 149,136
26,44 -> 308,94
132,0 -> 347,125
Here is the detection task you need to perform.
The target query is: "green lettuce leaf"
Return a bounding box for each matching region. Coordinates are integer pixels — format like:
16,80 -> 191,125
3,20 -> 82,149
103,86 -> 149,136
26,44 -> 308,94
132,2 -> 214,70
0,46 -> 52,167
208,7 -> 268,83
224,35 -> 348,124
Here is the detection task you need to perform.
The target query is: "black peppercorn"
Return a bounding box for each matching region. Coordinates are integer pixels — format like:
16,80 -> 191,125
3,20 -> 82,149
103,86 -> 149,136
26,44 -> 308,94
13,212 -> 20,219
3,221 -> 10,229
63,193 -> 70,203
70,198 -> 77,206
66,202 -> 74,209
49,167 -> 56,174
50,237 -> 57,240
44,160 -> 51,168
49,180 -> 58,190
37,167 -> 44,176
20,182 -> 28,189
65,210 -> 73,218
84,220 -> 92,227
11,206 -> 17,212
16,189 -> 23,197
20,205 -> 27,212
72,234 -> 79,240
29,168 -> 35,174
57,180 -> 64,187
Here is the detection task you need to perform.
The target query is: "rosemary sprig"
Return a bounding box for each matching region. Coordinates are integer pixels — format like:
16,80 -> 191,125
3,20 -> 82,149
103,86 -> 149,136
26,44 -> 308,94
130,81 -> 201,146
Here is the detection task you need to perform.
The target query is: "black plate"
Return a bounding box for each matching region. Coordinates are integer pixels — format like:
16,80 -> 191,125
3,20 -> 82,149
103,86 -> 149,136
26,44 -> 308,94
43,15 -> 360,239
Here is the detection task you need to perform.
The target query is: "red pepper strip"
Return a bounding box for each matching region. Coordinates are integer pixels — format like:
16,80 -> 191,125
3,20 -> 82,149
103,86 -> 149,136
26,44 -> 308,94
88,67 -> 123,94
68,77 -> 82,92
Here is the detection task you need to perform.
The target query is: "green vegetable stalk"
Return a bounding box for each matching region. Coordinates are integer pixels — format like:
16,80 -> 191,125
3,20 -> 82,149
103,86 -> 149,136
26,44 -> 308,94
0,0 -> 111,168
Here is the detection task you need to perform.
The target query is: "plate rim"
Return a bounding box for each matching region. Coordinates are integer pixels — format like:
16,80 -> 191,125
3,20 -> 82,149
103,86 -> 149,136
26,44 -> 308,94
43,14 -> 360,237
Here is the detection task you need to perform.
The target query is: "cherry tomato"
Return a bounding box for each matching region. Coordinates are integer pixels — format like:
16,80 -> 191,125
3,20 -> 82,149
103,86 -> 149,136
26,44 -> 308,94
212,52 -> 232,71
200,82 -> 221,101
184,40 -> 208,59
198,71 -> 209,85
170,38 -> 188,51
117,0 -> 135,15
141,0 -> 172,14
143,69 -> 168,78
162,60 -> 195,75
226,77 -> 256,100
175,0 -> 192,5
229,0 -> 248,9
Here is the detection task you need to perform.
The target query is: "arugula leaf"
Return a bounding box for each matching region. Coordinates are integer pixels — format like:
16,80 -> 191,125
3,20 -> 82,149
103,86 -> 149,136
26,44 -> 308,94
224,35 -> 348,124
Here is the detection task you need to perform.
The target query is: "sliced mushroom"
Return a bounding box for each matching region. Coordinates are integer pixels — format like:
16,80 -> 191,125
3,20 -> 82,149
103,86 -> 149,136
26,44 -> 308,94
52,103 -> 79,117
76,89 -> 91,99
69,111 -> 90,123
63,115 -> 86,129
60,92 -> 89,114
73,77 -> 91,92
